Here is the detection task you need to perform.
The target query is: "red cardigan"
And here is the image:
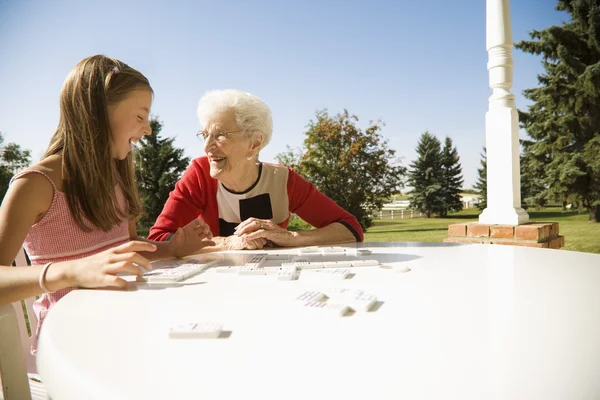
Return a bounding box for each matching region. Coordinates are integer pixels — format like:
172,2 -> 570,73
148,156 -> 363,242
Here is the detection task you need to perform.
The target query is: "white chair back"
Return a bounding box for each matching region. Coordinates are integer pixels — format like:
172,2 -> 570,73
0,303 -> 32,400
0,248 -> 46,400
11,249 -> 37,374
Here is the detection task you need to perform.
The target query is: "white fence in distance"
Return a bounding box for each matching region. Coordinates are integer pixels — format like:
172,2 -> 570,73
372,208 -> 423,220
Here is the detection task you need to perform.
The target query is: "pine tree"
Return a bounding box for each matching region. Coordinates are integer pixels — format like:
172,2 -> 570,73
520,140 -> 548,209
473,147 -> 487,211
0,132 -> 31,200
439,137 -> 464,217
515,0 -> 600,221
278,109 -> 406,230
134,117 -> 190,236
408,131 -> 444,218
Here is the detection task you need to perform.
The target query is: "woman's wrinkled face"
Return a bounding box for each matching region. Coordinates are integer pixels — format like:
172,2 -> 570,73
201,109 -> 254,181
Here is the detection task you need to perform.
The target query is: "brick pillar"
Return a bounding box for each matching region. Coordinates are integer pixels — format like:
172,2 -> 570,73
444,222 -> 564,249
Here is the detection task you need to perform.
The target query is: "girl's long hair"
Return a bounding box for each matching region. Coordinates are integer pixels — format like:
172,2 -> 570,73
44,55 -> 152,231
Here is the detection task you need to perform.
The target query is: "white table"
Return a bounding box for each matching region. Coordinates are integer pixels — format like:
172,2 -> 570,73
36,242 -> 600,400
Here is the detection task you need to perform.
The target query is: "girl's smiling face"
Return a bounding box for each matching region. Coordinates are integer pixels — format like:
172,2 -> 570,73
108,89 -> 152,160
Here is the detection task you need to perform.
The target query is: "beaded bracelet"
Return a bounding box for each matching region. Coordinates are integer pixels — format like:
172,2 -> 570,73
39,262 -> 54,293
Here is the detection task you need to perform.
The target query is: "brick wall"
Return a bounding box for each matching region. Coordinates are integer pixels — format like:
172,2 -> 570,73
444,222 -> 564,249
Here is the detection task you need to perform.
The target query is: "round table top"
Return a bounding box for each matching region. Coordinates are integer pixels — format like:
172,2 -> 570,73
36,242 -> 600,400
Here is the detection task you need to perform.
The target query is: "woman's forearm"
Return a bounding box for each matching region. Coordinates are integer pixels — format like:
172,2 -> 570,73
289,222 -> 357,247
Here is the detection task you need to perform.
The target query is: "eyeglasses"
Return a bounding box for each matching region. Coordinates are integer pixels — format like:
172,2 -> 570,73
196,129 -> 245,143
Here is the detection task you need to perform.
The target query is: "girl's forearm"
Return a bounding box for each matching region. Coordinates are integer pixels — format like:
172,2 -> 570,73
0,263 -> 73,306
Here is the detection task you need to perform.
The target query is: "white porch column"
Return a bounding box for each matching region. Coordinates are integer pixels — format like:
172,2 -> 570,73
479,0 -> 529,226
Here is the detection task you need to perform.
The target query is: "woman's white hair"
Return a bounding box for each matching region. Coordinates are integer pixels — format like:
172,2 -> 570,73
197,89 -> 273,150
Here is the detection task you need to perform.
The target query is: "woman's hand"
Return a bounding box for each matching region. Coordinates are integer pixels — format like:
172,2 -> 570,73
234,218 -> 296,247
168,218 -> 216,258
53,241 -> 158,290
223,235 -> 268,250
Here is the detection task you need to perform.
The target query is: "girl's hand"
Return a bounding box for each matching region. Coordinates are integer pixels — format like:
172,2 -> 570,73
168,218 -> 216,258
55,241 -> 158,290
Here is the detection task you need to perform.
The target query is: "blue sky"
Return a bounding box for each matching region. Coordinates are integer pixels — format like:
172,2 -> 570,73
0,0 -> 566,188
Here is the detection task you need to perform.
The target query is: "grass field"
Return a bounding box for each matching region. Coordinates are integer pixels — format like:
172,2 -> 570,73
363,208 -> 600,254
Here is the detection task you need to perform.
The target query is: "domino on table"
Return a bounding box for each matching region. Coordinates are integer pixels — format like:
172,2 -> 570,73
245,253 -> 267,268
302,301 -> 349,316
297,246 -> 321,255
293,261 -> 324,270
350,259 -> 380,267
168,322 -> 223,339
277,269 -> 300,281
345,293 -> 377,312
311,268 -> 351,280
325,288 -> 377,312
323,261 -> 352,268
277,271 -> 300,281
320,246 -> 346,255
346,248 -> 372,256
265,266 -> 297,274
216,266 -> 240,274
137,258 -> 217,283
296,290 -> 326,303
283,261 -> 355,270
239,266 -> 266,275
263,266 -> 299,280
238,253 -> 268,275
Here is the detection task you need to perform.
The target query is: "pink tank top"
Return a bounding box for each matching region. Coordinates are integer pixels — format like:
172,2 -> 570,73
11,170 -> 130,353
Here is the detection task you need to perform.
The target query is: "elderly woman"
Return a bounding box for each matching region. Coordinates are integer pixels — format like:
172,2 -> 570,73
148,89 -> 363,250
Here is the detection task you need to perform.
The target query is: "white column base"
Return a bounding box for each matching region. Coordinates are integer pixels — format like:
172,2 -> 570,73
479,206 -> 529,226
479,106 -> 529,226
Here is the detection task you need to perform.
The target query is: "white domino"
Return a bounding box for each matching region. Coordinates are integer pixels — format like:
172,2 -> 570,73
245,253 -> 267,268
350,259 -> 380,267
265,267 -> 281,275
168,322 -> 223,339
216,266 -> 239,274
326,288 -> 377,312
138,258 -> 217,283
346,293 -> 377,312
266,254 -> 291,261
303,301 -> 349,316
299,262 -> 324,269
239,266 -> 266,275
296,291 -> 326,302
333,260 -> 352,268
325,288 -> 364,299
322,261 -> 352,268
321,246 -> 345,255
277,270 -> 299,281
346,248 -> 372,256
313,268 -> 351,280
297,246 -> 321,255
265,266 -> 297,275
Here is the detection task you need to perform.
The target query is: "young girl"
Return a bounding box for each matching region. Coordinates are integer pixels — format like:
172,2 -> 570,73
0,55 -> 214,347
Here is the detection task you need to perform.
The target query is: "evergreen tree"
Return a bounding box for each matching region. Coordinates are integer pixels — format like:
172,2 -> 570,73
520,140 -> 548,209
0,132 -> 31,200
277,109 -> 405,230
473,147 -> 487,211
515,0 -> 600,221
134,117 -> 190,236
439,137 -> 464,217
407,131 -> 444,218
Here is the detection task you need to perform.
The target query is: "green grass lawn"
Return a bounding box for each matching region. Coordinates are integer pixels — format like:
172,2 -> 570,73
364,207 -> 600,254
